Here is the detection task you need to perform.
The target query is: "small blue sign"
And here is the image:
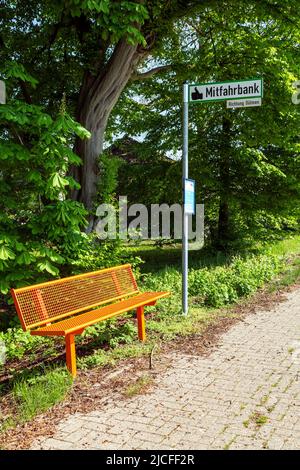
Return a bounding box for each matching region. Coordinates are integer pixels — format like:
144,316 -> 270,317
184,178 -> 195,215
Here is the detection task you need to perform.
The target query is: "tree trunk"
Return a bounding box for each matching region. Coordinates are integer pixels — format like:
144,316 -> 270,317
216,115 -> 231,250
217,200 -> 230,247
71,39 -> 145,230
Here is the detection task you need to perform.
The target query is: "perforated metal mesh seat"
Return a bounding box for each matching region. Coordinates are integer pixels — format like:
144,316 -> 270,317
31,292 -> 169,336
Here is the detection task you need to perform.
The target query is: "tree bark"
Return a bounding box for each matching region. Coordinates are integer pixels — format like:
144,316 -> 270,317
216,115 -> 231,250
71,39 -> 145,230
217,199 -> 230,248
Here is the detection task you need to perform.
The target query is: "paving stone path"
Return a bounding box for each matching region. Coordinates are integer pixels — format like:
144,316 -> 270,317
32,289 -> 300,450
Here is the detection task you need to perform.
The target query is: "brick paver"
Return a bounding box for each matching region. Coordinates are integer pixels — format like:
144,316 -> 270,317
32,289 -> 300,450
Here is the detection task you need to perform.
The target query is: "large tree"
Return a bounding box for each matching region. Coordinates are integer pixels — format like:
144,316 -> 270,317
0,0 -> 210,224
108,0 -> 300,248
1,0 -> 295,230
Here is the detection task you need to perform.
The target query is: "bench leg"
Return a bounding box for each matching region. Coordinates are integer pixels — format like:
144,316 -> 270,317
137,306 -> 146,341
65,334 -> 77,377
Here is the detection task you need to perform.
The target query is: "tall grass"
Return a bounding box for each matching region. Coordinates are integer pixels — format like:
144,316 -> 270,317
13,367 -> 73,422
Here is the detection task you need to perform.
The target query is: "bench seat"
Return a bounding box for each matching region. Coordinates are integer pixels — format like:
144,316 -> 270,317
31,291 -> 169,336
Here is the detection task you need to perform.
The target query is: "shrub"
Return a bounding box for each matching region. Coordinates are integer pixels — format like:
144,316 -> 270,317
141,254 -> 282,309
0,328 -> 53,363
189,254 -> 281,307
0,63 -> 90,296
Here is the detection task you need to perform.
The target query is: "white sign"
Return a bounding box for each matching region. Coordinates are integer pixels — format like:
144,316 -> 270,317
189,78 -> 263,103
226,98 -> 262,108
184,178 -> 195,215
0,80 -> 5,104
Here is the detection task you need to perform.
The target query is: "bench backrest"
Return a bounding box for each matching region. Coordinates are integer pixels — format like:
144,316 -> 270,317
11,264 -> 139,331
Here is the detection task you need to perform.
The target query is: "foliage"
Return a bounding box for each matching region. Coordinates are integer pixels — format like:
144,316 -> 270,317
65,0 -> 149,45
188,255 -> 281,307
2,1 -> 300,244
98,152 -> 122,203
0,64 -> 91,295
2,236 -> 299,367
81,318 -> 137,349
0,314 -> 137,364
3,1 -> 297,216
78,341 -> 154,369
141,251 -> 283,308
110,1 -> 300,249
106,137 -> 176,207
0,0 -> 217,115
1,237 -> 300,437
70,233 -> 143,274
46,237 -> 300,371
1,2 -> 300,431
0,328 -> 53,362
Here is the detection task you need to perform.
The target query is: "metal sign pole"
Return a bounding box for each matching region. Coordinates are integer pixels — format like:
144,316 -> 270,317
0,81 -> 6,104
181,77 -> 263,315
182,83 -> 189,315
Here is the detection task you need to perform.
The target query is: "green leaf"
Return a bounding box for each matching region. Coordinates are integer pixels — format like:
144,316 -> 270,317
99,0 -> 110,14
4,62 -> 38,87
27,170 -> 42,183
0,246 -> 15,260
0,279 -> 9,295
49,173 -> 69,189
37,260 -> 59,276
16,252 -> 36,265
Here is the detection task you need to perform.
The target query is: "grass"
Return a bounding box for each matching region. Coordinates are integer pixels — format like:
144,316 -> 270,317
0,367 -> 73,434
77,305 -> 219,370
129,235 -> 300,273
124,374 -> 153,398
243,412 -> 268,429
13,367 -> 73,422
263,235 -> 300,257
253,413 -> 269,427
268,257 -> 300,291
78,340 -> 155,369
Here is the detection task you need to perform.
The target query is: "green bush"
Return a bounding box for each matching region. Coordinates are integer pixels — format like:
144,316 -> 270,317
0,328 -> 53,362
0,64 -> 90,296
70,234 -> 142,274
141,254 -> 282,309
81,318 -> 137,348
189,255 -> 281,307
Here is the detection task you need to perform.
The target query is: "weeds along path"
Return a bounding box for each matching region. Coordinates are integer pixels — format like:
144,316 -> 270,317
31,288 -> 300,450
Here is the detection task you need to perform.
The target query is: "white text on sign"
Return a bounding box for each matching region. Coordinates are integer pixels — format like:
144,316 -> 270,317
226,98 -> 262,108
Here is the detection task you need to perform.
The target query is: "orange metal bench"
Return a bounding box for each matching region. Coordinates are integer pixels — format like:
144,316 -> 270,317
11,264 -> 170,377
